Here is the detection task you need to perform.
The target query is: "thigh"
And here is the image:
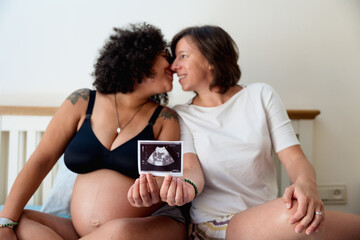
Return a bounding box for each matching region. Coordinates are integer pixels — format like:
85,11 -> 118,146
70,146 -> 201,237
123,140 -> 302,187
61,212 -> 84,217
226,198 -> 322,240
323,210 -> 360,240
15,210 -> 79,240
80,216 -> 186,240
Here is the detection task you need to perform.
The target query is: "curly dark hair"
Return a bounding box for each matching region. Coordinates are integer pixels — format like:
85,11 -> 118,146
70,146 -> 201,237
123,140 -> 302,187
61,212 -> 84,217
92,22 -> 168,104
171,25 -> 241,94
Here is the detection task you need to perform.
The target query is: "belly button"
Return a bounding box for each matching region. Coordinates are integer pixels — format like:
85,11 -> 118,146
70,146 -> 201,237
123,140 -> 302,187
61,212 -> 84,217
91,219 -> 100,227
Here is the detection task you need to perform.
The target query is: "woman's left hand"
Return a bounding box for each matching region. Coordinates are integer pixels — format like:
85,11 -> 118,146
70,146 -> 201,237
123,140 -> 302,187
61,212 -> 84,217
160,174 -> 195,206
283,178 -> 325,235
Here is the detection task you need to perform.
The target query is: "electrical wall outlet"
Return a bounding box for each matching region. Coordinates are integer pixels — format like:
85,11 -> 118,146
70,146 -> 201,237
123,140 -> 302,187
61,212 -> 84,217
317,185 -> 347,205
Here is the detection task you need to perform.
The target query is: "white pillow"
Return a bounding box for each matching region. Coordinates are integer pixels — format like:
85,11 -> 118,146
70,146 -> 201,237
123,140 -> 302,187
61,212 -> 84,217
40,155 -> 77,218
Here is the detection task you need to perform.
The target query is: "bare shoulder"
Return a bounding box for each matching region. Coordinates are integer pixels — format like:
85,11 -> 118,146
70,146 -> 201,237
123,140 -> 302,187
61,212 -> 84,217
37,89 -> 92,157
159,106 -> 179,122
66,88 -> 90,105
155,105 -> 180,141
55,88 -> 91,121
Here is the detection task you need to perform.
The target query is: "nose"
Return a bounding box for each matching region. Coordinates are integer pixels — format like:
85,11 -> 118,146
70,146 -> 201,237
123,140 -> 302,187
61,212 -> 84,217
170,58 -> 179,71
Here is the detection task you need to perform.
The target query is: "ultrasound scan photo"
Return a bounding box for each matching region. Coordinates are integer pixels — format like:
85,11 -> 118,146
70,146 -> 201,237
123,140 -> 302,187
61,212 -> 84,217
138,141 -> 183,176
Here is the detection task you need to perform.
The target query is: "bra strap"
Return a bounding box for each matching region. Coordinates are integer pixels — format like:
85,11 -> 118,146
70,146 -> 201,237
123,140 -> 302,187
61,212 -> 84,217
86,90 -> 96,117
148,105 -> 164,125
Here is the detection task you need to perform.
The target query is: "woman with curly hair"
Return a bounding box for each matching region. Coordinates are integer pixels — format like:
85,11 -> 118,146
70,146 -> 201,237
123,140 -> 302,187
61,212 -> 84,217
0,22 -> 203,240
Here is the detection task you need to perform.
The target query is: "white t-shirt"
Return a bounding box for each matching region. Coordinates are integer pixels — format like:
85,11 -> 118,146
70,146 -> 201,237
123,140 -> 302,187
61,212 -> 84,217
174,83 -> 299,223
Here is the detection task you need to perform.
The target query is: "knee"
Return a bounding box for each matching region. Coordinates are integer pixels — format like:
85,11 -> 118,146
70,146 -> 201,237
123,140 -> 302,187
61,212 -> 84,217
15,210 -> 31,227
240,198 -> 299,225
17,209 -> 40,222
14,210 -> 32,237
15,209 -> 51,237
16,209 -> 43,228
277,198 -> 299,224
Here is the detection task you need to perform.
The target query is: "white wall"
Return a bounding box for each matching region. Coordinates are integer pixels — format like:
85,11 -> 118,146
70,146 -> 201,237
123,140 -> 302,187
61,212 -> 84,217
1,0 -> 359,214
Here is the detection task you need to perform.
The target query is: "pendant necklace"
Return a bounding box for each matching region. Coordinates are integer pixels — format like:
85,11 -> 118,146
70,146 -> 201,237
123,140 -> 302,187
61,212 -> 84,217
114,93 -> 146,134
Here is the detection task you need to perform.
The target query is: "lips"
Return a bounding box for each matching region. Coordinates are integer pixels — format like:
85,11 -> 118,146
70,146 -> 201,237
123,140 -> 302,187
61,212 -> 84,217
165,70 -> 174,78
177,74 -> 186,80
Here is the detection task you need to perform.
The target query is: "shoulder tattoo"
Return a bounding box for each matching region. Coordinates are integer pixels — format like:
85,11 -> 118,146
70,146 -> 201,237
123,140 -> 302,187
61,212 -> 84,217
160,106 -> 179,121
67,89 -> 89,105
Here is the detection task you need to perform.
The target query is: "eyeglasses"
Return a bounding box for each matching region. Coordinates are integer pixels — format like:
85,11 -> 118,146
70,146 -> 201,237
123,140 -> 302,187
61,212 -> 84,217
161,48 -> 174,63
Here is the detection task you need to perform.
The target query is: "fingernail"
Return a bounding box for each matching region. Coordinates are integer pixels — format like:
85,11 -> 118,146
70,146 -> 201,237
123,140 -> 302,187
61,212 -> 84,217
286,203 -> 291,209
306,230 -> 312,235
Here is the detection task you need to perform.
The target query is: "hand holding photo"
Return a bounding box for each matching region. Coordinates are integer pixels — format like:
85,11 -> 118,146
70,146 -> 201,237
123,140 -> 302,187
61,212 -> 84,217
138,141 -> 183,176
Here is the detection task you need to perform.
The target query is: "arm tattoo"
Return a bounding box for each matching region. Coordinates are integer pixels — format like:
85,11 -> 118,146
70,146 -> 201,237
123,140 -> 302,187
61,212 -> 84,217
67,89 -> 90,105
160,107 -> 179,121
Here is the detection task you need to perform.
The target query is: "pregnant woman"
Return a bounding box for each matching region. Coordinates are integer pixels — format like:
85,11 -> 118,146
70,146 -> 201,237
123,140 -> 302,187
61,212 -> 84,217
0,23 -> 199,240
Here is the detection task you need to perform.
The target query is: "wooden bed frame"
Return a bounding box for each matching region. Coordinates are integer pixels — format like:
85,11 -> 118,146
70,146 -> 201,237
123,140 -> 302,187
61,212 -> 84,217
0,105 -> 320,205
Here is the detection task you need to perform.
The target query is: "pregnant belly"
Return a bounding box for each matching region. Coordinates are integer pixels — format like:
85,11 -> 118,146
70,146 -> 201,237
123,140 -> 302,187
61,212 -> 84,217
70,169 -> 162,236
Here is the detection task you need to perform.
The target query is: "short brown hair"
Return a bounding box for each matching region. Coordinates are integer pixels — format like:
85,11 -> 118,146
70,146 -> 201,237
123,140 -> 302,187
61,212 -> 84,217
171,25 -> 241,93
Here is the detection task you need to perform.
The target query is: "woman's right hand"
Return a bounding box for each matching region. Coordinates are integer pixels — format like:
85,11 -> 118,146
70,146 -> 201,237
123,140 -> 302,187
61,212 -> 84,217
127,173 -> 161,208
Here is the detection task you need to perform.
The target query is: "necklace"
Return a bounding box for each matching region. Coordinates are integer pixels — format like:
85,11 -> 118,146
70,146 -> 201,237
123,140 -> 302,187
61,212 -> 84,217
114,93 -> 146,134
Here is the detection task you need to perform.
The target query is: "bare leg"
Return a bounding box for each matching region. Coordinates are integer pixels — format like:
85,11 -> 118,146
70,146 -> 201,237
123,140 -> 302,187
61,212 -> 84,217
0,227 -> 17,240
226,198 -> 360,240
80,216 -> 186,240
15,210 -> 79,240
323,210 -> 360,240
226,198 -> 323,240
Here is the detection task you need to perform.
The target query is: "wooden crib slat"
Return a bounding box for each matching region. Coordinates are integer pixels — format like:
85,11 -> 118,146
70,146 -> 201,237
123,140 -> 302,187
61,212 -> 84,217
25,131 -> 37,162
7,131 -> 20,195
0,114 -> 53,205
